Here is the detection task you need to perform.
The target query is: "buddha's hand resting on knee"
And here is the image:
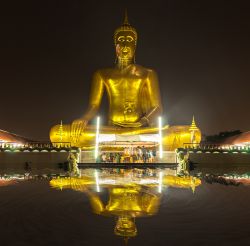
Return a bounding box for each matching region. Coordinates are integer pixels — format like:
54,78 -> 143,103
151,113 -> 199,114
71,118 -> 88,143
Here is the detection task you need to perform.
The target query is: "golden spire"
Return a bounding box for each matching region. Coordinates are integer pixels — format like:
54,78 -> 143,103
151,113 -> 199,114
124,237 -> 129,246
57,120 -> 64,142
191,178 -> 196,194
189,115 -> 198,131
191,185 -> 196,194
124,9 -> 129,25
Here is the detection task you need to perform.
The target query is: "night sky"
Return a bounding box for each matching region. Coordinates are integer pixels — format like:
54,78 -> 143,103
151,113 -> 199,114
0,0 -> 249,141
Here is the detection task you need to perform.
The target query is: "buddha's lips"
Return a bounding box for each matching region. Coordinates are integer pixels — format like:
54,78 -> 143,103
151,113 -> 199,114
122,47 -> 130,53
122,52 -> 129,57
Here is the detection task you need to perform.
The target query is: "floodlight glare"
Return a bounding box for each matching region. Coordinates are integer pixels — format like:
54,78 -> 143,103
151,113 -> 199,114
94,116 -> 100,159
95,170 -> 100,192
158,171 -> 163,193
158,116 -> 163,159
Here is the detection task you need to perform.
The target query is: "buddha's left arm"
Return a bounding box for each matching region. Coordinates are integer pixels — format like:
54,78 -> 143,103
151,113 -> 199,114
84,189 -> 105,214
142,70 -> 163,126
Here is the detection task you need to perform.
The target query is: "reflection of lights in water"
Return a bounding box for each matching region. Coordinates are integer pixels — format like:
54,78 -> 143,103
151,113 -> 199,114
95,170 -> 100,192
0,178 -> 17,186
94,116 -> 100,159
158,117 -> 163,159
99,178 -> 116,185
99,177 -> 159,185
150,151 -> 153,158
50,172 -> 202,193
158,171 -> 163,193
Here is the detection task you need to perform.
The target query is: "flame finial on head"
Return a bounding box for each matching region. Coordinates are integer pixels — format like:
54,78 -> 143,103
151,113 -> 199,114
123,8 -> 129,25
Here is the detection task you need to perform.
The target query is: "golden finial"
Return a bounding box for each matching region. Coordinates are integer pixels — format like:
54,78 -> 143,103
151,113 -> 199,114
124,237 -> 129,245
192,115 -> 195,125
191,185 -> 195,194
58,120 -> 64,142
189,115 -> 198,131
124,9 -> 129,25
191,178 -> 196,194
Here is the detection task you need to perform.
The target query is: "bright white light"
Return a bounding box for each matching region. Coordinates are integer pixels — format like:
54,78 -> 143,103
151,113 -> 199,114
158,116 -> 163,159
95,170 -> 100,192
94,116 -> 100,159
98,134 -> 116,142
158,171 -> 163,193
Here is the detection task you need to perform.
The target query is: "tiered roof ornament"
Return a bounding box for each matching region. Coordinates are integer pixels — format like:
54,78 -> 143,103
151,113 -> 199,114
189,116 -> 198,131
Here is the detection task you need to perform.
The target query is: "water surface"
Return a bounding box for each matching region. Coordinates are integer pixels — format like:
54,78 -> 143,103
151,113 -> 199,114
0,166 -> 250,246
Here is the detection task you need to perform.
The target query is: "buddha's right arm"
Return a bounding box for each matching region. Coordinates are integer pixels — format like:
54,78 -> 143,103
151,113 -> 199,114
71,71 -> 104,141
80,71 -> 104,121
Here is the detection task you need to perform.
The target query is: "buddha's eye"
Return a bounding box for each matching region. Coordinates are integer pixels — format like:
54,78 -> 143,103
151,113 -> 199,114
118,36 -> 125,42
127,36 -> 134,42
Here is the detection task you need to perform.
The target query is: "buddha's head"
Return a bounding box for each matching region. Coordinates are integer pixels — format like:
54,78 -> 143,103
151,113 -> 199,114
114,215 -> 137,238
114,11 -> 137,62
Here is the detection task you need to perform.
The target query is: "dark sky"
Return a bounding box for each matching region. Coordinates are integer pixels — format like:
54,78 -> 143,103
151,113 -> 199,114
0,0 -> 250,140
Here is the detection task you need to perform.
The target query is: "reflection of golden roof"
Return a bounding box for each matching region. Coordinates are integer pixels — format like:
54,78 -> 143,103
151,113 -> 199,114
0,179 -> 17,187
50,176 -> 94,190
163,175 -> 201,189
50,175 -> 201,191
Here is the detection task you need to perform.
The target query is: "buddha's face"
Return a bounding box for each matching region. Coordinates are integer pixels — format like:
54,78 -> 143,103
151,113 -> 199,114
115,31 -> 136,60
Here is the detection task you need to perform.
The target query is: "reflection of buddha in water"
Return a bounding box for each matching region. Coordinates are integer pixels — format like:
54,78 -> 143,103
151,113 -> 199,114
50,170 -> 201,241
87,185 -> 160,240
50,11 -> 201,150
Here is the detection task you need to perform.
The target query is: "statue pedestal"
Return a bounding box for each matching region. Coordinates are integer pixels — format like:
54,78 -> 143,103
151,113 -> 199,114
79,150 -> 177,164
79,134 -> 178,164
98,133 -> 159,148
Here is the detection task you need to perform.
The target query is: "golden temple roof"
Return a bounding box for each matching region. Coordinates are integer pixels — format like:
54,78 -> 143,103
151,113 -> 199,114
0,129 -> 33,144
222,131 -> 250,145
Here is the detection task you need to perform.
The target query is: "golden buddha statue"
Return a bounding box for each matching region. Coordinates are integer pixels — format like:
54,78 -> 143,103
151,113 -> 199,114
50,11 -> 201,150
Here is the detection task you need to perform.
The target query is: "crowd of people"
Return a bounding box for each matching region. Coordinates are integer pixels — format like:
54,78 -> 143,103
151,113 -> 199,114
96,146 -> 157,163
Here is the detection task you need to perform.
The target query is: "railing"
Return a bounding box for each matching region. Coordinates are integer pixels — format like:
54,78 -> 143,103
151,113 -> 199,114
0,142 -> 79,152
180,143 -> 250,154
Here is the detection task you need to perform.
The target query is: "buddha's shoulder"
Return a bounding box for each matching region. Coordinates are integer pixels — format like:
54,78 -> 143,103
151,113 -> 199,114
93,68 -> 114,77
130,65 -> 157,76
94,65 -> 157,77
